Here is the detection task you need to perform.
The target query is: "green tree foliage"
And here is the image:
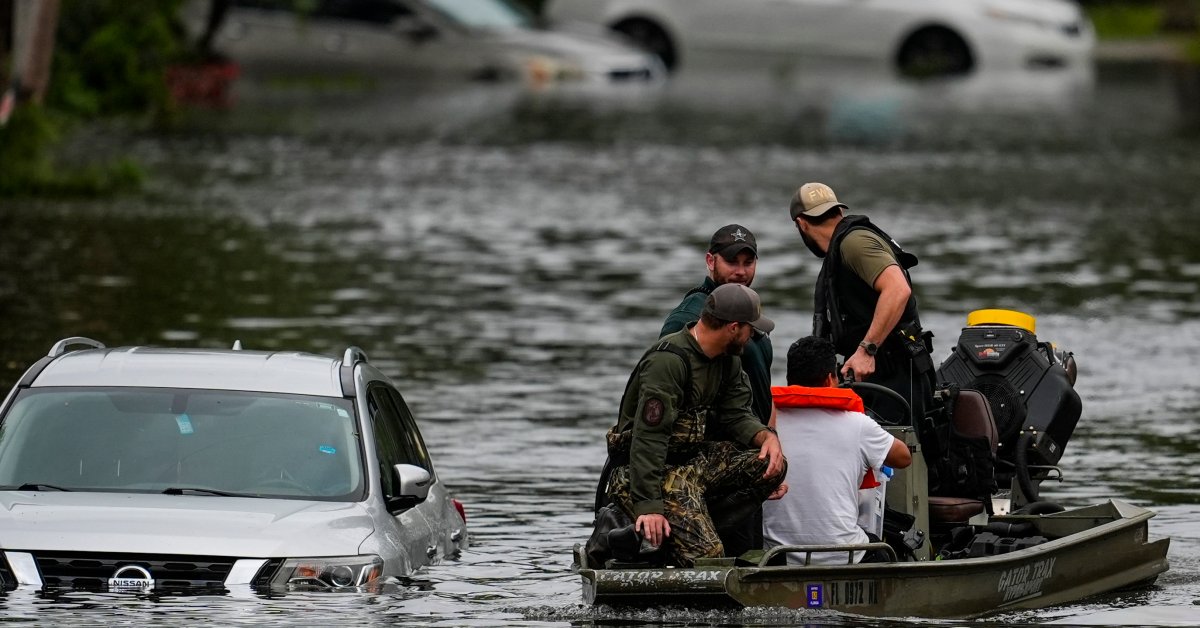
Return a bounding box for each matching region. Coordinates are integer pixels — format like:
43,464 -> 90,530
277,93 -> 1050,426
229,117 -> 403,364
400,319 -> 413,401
2,0 -> 184,196
49,0 -> 185,117
0,105 -> 143,196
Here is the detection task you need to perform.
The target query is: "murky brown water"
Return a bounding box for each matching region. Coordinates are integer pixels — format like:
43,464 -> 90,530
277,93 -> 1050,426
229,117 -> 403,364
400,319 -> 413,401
1,59 -> 1198,625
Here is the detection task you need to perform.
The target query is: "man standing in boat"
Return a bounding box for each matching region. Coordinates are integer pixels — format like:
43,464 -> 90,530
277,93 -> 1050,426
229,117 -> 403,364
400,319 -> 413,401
604,284 -> 786,567
788,183 -> 938,446
659,224 -> 775,557
763,336 -> 912,564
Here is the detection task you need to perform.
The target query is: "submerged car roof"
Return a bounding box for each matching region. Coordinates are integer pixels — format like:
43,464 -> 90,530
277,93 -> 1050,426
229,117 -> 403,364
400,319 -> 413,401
29,347 -> 345,397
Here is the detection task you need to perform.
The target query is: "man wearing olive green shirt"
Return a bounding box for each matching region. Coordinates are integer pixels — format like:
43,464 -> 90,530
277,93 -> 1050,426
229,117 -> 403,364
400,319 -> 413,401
789,182 -> 937,463
604,284 -> 786,567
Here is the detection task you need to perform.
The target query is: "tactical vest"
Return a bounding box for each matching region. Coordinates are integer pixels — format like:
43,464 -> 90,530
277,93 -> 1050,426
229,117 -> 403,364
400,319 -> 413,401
606,339 -> 731,464
814,215 -> 922,360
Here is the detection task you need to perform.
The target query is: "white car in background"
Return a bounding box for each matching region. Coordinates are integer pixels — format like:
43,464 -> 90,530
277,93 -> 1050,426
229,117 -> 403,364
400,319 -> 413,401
545,0 -> 1095,77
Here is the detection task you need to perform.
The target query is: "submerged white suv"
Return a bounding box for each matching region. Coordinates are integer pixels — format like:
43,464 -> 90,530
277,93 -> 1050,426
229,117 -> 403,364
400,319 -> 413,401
0,337 -> 467,594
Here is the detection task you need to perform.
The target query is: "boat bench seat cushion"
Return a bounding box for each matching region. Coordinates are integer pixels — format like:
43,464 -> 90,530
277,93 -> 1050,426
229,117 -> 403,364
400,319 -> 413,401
928,496 -> 984,522
952,390 -> 999,448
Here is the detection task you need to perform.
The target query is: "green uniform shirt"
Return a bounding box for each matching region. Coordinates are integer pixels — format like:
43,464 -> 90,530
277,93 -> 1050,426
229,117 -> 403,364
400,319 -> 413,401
617,327 -> 766,516
660,277 -> 774,424
840,230 -> 898,287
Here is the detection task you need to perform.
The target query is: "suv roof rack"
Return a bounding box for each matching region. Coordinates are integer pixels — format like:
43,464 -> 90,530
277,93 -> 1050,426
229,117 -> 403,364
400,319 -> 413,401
48,337 -> 105,358
18,336 -> 107,388
340,347 -> 369,398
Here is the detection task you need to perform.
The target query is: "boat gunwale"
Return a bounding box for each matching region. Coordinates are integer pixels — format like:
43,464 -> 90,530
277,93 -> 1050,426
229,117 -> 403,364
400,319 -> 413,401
580,499 -> 1159,579
736,499 -> 1158,578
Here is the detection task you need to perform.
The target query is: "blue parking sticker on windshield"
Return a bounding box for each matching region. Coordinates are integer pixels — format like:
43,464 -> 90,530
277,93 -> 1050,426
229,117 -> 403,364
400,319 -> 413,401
335,408 -> 349,417
806,583 -> 823,607
175,413 -> 194,435
318,445 -> 336,455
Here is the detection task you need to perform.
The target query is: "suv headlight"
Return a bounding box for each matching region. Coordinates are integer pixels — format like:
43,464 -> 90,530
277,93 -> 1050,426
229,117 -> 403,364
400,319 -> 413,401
270,555 -> 384,590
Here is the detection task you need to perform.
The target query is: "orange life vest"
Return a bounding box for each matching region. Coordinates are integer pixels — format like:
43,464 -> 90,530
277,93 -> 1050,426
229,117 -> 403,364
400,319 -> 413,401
771,385 -> 865,413
771,386 -> 880,489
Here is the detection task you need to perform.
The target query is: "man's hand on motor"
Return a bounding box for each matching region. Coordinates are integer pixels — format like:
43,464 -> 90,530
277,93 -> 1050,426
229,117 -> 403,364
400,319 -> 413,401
635,513 -> 671,547
767,482 -> 788,500
841,349 -> 876,381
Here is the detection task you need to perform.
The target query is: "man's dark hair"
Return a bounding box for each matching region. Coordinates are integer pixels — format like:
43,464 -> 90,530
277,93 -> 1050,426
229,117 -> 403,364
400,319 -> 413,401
787,336 -> 837,386
699,310 -> 733,329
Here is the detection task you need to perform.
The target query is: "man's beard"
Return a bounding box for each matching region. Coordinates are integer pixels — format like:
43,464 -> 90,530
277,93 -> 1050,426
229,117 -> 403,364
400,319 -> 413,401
725,337 -> 748,356
801,231 -> 825,258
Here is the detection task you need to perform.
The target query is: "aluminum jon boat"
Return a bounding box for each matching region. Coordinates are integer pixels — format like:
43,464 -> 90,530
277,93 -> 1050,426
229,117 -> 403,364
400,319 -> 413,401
573,499 -> 1168,618
575,310 -> 1170,618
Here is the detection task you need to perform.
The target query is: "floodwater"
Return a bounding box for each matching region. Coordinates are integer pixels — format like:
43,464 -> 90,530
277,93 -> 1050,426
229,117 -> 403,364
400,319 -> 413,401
1,57 -> 1199,626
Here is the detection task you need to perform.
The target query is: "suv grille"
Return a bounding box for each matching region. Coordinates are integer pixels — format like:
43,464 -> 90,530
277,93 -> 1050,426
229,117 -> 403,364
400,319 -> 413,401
253,558 -> 285,589
35,552 -> 235,593
0,554 -> 16,591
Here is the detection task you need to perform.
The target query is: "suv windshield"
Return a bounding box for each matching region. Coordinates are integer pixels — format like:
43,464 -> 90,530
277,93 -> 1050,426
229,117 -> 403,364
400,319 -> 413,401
0,388 -> 363,501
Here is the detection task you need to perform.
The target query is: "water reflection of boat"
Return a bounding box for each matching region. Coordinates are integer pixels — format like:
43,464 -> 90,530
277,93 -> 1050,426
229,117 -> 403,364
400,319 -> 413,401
574,310 -> 1170,618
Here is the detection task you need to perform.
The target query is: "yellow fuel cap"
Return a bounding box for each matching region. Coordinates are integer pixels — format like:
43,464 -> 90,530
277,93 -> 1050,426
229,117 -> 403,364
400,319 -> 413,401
966,309 -> 1036,334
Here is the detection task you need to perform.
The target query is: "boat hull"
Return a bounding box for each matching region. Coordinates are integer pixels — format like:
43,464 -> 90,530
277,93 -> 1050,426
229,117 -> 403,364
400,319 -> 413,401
578,500 -> 1169,619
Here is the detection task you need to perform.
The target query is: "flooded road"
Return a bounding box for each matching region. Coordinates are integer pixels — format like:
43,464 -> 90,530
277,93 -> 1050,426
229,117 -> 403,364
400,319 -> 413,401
1,59 -> 1199,625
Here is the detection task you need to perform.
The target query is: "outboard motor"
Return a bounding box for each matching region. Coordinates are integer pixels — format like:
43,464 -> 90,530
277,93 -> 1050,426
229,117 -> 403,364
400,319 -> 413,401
936,309 -> 1081,501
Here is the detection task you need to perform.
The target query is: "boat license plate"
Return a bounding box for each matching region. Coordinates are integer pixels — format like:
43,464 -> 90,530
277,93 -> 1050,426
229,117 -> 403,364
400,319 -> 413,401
108,577 -> 155,593
827,580 -> 878,606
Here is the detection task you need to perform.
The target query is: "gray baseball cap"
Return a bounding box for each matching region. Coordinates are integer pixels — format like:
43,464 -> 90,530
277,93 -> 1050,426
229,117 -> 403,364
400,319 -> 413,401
702,284 -> 775,333
789,182 -> 848,220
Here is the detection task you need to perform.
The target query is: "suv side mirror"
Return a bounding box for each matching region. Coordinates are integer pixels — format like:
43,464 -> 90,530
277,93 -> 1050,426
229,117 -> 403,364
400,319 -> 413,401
392,16 -> 438,43
386,463 -> 432,512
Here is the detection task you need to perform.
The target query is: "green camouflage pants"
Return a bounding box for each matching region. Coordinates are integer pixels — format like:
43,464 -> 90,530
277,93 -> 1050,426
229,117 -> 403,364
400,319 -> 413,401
606,441 -> 785,567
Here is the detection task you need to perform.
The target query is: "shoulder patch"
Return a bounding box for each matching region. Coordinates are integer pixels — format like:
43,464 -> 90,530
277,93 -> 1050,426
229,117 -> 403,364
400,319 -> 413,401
642,398 -> 665,427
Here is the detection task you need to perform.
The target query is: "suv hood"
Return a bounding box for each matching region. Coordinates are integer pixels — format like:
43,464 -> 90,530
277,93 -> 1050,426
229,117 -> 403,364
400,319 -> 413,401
0,492 -> 374,557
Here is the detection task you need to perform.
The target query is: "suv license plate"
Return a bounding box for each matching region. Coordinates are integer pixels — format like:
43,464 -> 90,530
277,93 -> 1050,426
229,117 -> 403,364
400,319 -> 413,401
108,578 -> 155,593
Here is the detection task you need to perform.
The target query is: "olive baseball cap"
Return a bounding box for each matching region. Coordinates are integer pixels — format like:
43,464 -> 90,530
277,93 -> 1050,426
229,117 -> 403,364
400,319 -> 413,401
703,284 -> 775,333
789,182 -> 848,220
708,224 -> 757,261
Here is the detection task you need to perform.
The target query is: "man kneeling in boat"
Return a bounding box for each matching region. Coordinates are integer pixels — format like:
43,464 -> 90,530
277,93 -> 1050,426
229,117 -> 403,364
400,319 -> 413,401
763,336 -> 912,564
602,284 -> 787,567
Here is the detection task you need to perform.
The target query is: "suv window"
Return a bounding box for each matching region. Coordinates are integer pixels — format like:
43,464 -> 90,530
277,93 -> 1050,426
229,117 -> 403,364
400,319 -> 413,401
367,384 -> 431,500
0,387 -> 364,501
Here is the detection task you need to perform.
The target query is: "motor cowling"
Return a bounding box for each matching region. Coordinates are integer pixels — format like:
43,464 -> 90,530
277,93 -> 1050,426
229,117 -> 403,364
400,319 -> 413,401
936,310 -> 1081,472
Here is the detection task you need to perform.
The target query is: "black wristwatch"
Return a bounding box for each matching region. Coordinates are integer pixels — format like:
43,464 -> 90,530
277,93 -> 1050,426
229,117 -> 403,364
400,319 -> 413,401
859,340 -> 878,356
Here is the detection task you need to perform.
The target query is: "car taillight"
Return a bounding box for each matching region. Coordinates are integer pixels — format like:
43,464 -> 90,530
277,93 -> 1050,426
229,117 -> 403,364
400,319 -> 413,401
453,498 -> 466,522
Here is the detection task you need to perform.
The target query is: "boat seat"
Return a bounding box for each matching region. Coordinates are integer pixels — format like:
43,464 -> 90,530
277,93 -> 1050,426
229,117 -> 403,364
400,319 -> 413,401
948,389 -> 999,446
929,496 -> 986,523
928,389 -> 999,524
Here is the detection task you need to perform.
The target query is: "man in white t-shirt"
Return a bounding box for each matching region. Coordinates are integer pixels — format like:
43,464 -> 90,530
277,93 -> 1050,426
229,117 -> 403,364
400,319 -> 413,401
762,336 -> 912,564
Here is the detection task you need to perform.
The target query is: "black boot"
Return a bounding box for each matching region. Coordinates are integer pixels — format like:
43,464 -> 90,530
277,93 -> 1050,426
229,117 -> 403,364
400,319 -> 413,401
584,504 -> 632,567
